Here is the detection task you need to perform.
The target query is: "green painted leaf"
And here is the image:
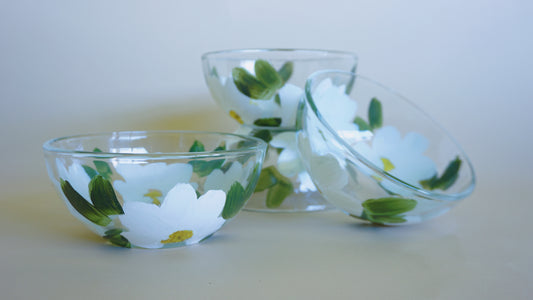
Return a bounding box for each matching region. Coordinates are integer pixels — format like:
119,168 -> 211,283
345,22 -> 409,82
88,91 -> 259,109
420,156 -> 462,190
232,67 -> 272,100
210,66 -> 219,78
274,94 -> 281,106
103,229 -> 131,248
353,117 -> 371,131
368,97 -> 383,130
252,129 -> 273,143
253,118 -> 282,127
362,197 -> 417,216
222,182 -> 247,219
255,60 -> 282,89
189,140 -> 206,152
89,175 -> 124,215
361,211 -> 407,225
94,161 -> 112,180
60,179 -> 111,226
82,165 -> 98,179
278,61 -> 293,85
214,143 -> 226,152
244,163 -> 261,196
266,181 -> 293,208
188,140 -> 225,176
190,159 -> 225,177
255,166 -> 278,192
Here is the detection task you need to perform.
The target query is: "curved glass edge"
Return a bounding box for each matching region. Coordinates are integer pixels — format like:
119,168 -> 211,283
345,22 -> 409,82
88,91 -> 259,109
302,70 -> 476,202
43,130 -> 268,158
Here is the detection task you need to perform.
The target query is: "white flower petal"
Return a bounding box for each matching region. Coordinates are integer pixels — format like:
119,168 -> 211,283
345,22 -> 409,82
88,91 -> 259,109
114,162 -> 193,203
119,202 -> 175,249
179,190 -> 226,244
270,131 -> 296,149
277,148 -> 303,177
159,183 -> 196,224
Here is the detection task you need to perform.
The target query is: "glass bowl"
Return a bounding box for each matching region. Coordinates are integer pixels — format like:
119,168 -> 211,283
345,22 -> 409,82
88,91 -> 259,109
43,131 -> 267,248
202,49 -> 358,212
298,71 -> 475,225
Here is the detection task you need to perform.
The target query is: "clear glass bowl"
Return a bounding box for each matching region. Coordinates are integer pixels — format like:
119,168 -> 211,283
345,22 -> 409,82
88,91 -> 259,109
202,49 -> 358,212
43,131 -> 267,248
298,71 -> 475,225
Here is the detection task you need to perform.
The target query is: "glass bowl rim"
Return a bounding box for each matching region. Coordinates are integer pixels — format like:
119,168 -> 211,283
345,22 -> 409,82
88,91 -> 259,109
303,70 -> 476,202
201,48 -> 358,62
43,130 -> 268,159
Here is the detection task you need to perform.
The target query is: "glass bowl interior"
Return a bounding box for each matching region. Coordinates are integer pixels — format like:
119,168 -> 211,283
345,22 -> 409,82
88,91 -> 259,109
303,71 -> 475,202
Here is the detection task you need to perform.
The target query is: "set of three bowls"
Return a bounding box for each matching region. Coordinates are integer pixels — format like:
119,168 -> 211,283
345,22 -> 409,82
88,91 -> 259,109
43,49 -> 475,249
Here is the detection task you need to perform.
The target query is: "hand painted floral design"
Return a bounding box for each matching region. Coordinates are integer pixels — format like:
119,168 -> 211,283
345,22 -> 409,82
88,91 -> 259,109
353,126 -> 437,193
118,183 -> 226,249
113,162 -> 193,204
207,73 -> 303,127
56,159 -> 110,235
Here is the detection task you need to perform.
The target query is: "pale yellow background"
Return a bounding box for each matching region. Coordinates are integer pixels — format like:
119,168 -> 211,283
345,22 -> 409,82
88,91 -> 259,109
1,1 -> 532,299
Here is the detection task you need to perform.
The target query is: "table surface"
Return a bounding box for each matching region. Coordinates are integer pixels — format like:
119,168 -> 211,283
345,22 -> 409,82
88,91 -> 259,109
2,169 -> 531,299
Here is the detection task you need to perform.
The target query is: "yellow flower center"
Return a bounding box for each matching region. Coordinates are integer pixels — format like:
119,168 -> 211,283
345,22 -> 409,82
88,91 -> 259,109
229,110 -> 244,124
380,157 -> 395,172
161,230 -> 193,244
144,189 -> 163,206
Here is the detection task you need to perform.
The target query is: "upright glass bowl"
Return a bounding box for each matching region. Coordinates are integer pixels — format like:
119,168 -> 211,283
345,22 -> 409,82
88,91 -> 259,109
298,71 -> 475,225
43,131 -> 267,248
202,49 -> 358,212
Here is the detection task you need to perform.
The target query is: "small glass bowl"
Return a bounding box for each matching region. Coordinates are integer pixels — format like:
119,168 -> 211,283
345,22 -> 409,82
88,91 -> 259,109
298,71 -> 475,225
201,49 -> 357,212
43,131 -> 267,248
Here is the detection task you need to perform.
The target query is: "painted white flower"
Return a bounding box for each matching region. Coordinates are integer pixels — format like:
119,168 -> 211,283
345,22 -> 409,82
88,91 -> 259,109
113,162 -> 193,204
270,131 -> 316,192
353,126 -> 437,192
270,132 -> 303,178
297,134 -> 355,209
118,183 -> 226,249
206,74 -> 303,127
312,78 -> 358,131
203,161 -> 252,192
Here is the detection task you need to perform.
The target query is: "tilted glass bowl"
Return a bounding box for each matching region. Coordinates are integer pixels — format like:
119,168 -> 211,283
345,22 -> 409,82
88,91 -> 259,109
202,49 -> 357,212
43,131 -> 267,248
298,71 -> 475,225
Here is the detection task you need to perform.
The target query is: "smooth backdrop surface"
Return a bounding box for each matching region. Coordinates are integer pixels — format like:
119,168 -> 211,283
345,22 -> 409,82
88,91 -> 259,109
1,1 -> 532,299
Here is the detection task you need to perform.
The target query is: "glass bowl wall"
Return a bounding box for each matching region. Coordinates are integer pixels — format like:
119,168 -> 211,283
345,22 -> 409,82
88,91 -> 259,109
43,131 -> 267,248
202,49 -> 358,212
298,71 -> 475,225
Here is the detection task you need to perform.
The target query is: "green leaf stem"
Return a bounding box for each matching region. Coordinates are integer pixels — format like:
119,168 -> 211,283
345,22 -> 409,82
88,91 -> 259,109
60,179 -> 111,227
